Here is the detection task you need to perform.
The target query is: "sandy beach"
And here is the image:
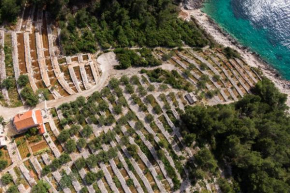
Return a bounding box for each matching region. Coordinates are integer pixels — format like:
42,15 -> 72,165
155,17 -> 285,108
180,7 -> 290,106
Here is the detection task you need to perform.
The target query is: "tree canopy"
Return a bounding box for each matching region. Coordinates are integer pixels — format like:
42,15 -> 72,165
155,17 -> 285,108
43,0 -> 210,54
31,180 -> 50,193
1,173 -> 13,185
1,0 -> 211,55
0,160 -> 8,171
20,86 -> 39,107
181,78 -> 290,192
0,0 -> 22,24
17,74 -> 29,87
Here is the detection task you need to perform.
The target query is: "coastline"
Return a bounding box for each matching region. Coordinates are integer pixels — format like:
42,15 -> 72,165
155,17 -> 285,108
180,7 -> 290,106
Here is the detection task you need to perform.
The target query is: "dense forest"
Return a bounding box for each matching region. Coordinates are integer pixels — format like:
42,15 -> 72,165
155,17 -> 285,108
0,0 -> 24,23
181,78 -> 290,193
58,0 -> 211,54
1,0 -> 211,55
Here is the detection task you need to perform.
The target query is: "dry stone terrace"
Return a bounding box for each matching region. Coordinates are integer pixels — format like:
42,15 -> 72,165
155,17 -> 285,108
0,51 -> 258,191
0,43 -> 261,191
0,30 -> 10,105
0,5 -> 263,193
153,47 -> 260,105
0,7 -> 101,107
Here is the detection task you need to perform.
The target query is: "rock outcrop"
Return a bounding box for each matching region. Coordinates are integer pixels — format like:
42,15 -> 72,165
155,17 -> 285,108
183,0 -> 204,10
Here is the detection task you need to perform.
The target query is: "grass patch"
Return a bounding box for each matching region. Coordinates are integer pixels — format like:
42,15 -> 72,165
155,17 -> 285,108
15,135 -> 30,159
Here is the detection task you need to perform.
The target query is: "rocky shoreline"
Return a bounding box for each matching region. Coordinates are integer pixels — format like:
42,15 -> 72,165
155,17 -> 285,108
183,0 -> 205,10
181,7 -> 290,105
206,16 -> 283,78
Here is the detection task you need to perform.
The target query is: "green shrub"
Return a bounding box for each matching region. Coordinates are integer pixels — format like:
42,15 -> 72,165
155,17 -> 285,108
20,86 -> 39,106
1,173 -> 12,185
17,75 -> 29,87
64,139 -> 77,153
2,77 -> 15,90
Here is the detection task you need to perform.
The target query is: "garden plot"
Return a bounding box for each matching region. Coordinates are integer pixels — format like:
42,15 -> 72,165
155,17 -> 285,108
199,51 -> 237,100
34,10 -> 51,88
229,58 -> 255,86
216,53 -> 248,94
60,64 -> 78,93
0,30 -> 10,106
176,51 -> 227,102
17,33 -> 27,74
115,133 -> 160,193
101,136 -> 140,193
171,51 -> 219,101
71,57 -> 78,62
42,11 -> 50,59
0,10 -> 106,107
58,57 -> 66,65
23,160 -> 39,181
29,27 -> 42,84
122,124 -> 172,191
83,55 -> 89,61
113,157 -> 138,193
45,122 -> 63,153
73,66 -> 85,90
208,53 -> 242,98
30,140 -> 50,155
85,64 -> 96,85
14,166 -> 30,189
4,33 -> 22,107
0,147 -> 12,166
20,5 -> 33,31
15,135 -> 30,159
235,58 -> 260,82
44,16 -> 73,97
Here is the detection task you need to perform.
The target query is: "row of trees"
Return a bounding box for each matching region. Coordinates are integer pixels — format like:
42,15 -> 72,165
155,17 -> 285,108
84,171 -> 104,185
58,94 -> 117,127
73,147 -> 118,169
88,130 -> 116,152
181,78 -> 290,192
42,153 -> 71,176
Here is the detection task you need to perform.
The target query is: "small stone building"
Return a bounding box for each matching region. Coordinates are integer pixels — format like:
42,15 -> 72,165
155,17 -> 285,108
185,93 -> 197,105
13,110 -> 45,134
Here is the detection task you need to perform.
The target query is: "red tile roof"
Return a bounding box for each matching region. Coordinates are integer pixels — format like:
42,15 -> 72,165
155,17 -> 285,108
38,124 -> 45,134
13,110 -> 45,134
35,110 -> 43,125
14,110 -> 36,131
35,110 -> 45,134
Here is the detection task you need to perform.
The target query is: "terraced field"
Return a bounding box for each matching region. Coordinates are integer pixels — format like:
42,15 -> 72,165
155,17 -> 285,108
1,50 -> 258,191
0,3 -> 265,193
0,7 -> 101,107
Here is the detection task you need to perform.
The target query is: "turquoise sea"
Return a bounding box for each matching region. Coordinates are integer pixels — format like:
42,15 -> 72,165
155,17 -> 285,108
202,0 -> 290,80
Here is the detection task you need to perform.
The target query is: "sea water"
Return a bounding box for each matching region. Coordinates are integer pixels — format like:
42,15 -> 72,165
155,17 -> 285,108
202,0 -> 290,79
